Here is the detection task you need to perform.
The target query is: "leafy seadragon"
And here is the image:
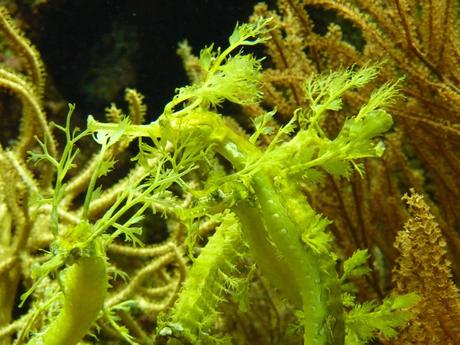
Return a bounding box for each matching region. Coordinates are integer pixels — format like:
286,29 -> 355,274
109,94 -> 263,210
90,18 -> 417,345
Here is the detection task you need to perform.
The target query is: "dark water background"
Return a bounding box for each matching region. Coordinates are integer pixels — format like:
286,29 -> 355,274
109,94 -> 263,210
29,0 -> 272,119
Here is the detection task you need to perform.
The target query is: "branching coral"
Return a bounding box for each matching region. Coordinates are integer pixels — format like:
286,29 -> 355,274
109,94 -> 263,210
392,191 -> 460,344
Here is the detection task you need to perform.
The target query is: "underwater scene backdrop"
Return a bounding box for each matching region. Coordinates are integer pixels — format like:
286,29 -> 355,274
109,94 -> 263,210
0,1 -> 459,344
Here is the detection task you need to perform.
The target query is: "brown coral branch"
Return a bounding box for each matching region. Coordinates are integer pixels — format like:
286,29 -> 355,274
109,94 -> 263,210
393,190 -> 460,344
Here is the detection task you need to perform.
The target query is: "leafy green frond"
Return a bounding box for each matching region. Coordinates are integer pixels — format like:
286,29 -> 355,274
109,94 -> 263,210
176,51 -> 263,110
301,214 -> 333,254
107,265 -> 130,283
228,17 -> 272,47
163,17 -> 272,117
264,111 -> 298,153
20,254 -> 65,307
341,249 -> 371,282
111,220 -> 144,247
29,104 -> 91,236
302,64 -> 380,133
272,65 -> 396,182
88,168 -> 182,246
27,136 -> 59,168
342,293 -> 356,308
91,114 -> 131,148
103,304 -> 138,345
209,53 -> 263,106
356,80 -> 401,120
345,293 -> 419,345
199,44 -> 218,72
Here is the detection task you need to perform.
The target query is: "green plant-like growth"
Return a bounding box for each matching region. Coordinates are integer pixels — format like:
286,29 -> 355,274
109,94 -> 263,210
2,15 -> 418,345
87,19 -> 417,345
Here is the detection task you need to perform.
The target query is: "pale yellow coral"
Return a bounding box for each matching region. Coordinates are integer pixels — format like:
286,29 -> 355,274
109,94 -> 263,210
392,190 -> 460,345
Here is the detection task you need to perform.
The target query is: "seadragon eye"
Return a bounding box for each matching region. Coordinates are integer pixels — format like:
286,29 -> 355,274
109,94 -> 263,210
68,247 -> 82,262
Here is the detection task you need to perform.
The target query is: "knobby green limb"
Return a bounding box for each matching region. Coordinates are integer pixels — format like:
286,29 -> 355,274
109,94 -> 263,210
250,173 -> 344,345
233,201 -> 302,306
209,115 -> 344,344
31,256 -> 107,345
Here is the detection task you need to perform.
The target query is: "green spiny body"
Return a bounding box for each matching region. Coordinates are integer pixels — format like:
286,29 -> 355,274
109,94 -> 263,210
196,110 -> 346,344
160,109 -> 346,344
249,172 -> 344,345
160,213 -> 247,344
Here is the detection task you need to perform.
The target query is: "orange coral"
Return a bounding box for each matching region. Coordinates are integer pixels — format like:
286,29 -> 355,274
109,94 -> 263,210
392,190 -> 460,344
